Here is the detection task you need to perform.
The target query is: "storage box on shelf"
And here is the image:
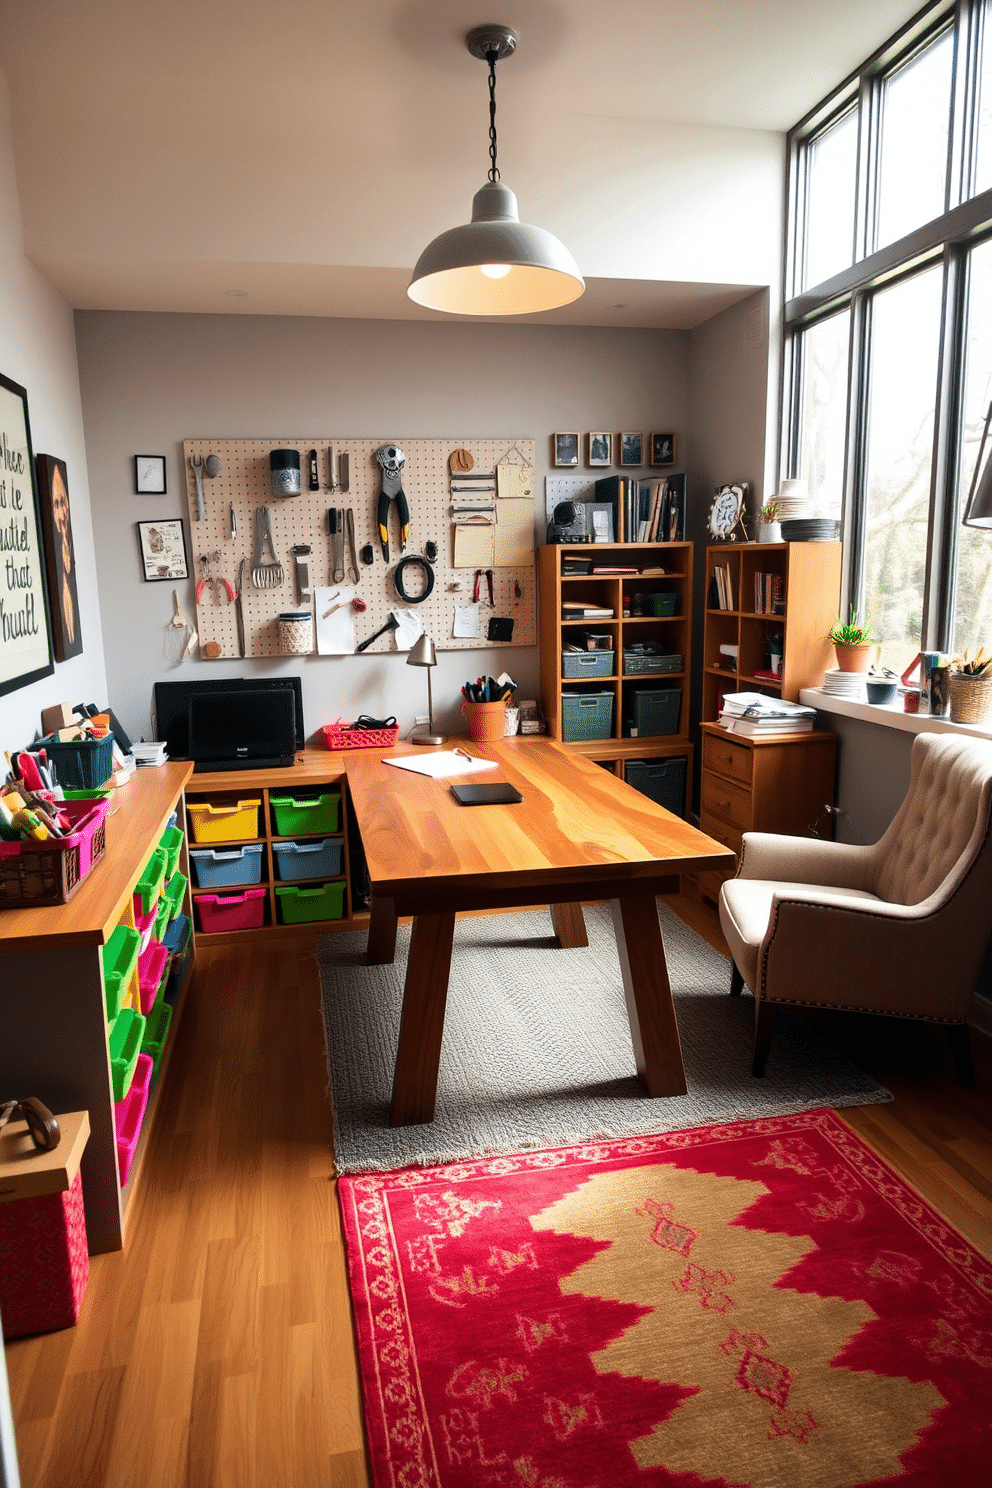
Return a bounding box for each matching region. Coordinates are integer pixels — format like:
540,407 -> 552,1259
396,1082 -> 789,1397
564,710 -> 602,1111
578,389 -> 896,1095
697,540 -> 841,901
538,542 -> 693,815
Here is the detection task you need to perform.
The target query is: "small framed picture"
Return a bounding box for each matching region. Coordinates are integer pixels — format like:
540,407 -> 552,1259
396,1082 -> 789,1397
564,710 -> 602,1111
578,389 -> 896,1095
619,432 -> 643,467
137,518 -> 188,581
650,432 -> 676,467
134,454 -> 167,494
587,432 -> 612,467
553,432 -> 579,467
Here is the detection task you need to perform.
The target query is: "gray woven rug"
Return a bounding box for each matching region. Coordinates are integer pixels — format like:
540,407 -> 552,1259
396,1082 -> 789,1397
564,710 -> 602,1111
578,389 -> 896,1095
317,903 -> 891,1173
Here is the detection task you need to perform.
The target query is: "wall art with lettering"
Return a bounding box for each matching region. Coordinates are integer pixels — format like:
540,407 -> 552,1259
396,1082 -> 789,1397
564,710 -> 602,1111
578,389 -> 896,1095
0,372 -> 54,696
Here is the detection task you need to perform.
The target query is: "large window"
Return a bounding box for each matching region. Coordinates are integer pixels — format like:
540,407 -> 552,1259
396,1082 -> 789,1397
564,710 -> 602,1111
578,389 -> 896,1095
785,0 -> 992,666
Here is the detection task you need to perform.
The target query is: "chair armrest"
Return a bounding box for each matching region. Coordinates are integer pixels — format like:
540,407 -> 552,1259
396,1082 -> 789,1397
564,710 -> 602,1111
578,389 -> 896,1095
739,833 -> 875,891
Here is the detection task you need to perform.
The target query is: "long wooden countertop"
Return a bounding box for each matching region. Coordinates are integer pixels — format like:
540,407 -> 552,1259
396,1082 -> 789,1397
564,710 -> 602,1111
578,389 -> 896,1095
0,761 -> 193,953
188,747 -> 347,793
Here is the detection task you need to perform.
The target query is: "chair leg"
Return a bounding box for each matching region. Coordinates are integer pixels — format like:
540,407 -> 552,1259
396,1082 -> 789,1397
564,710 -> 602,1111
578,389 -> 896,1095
946,1024 -> 976,1088
730,963 -> 745,997
752,1001 -> 776,1077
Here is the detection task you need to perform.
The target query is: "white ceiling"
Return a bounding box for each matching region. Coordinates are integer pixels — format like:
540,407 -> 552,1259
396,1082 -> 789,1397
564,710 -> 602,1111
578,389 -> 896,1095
0,0 -> 923,328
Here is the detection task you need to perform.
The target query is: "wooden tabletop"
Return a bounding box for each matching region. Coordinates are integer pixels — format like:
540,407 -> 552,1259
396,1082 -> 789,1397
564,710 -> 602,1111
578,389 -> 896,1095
345,737 -> 734,915
189,748 -> 346,792
0,762 -> 193,952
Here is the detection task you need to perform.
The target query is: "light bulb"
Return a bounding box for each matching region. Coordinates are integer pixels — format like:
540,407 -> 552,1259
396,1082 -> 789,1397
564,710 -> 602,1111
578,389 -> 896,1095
480,263 -> 512,279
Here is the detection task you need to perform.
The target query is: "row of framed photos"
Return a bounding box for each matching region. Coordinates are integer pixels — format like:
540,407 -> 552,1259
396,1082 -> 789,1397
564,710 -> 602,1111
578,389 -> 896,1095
552,431 -> 676,469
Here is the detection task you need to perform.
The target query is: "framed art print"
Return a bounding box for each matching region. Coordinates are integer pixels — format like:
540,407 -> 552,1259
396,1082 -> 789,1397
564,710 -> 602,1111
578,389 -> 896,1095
587,432 -> 612,467
137,518 -> 189,581
650,432 -> 676,467
134,454 -> 166,494
37,454 -> 83,662
0,372 -> 54,697
619,432 -> 643,467
553,432 -> 579,467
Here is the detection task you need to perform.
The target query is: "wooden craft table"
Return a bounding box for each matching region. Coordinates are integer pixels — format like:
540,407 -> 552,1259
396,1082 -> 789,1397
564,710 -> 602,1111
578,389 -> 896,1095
344,738 -> 734,1126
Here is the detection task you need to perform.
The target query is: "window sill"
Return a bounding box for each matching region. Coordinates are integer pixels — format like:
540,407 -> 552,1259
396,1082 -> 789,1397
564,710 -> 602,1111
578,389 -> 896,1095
799,687 -> 992,743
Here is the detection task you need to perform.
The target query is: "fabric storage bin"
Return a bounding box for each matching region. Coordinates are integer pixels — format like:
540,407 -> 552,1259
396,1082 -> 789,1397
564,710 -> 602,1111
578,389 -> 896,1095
137,938 -> 168,1015
647,591 -> 678,617
270,791 -> 340,837
275,880 -> 345,924
560,691 -> 614,742
162,869 -> 188,922
132,846 -> 168,917
109,1007 -> 147,1102
102,923 -> 141,1023
115,1053 -> 153,1184
158,825 -> 184,880
624,757 -> 687,818
39,732 -> 115,790
627,686 -> 681,737
561,650 -> 615,679
141,999 -> 174,1075
195,886 -> 267,934
0,1110 -> 90,1340
272,837 -> 343,881
189,843 -> 264,889
187,799 -> 261,844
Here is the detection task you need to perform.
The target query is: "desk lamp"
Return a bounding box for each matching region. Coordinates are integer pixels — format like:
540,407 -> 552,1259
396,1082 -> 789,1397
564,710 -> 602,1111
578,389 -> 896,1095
407,633 -> 445,744
963,400 -> 992,527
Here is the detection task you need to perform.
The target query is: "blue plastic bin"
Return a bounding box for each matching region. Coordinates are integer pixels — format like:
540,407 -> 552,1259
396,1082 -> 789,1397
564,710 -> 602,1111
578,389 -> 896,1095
189,843 -> 264,889
271,837 -> 343,881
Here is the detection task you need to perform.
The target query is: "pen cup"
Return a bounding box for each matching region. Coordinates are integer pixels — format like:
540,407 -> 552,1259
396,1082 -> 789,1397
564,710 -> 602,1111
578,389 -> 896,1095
461,699 -> 508,743
504,706 -> 520,736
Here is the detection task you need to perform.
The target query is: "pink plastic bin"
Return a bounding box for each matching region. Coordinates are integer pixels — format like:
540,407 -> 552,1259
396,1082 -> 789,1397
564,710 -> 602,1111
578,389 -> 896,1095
137,939 -> 168,1015
195,887 -> 266,934
114,1053 -> 153,1184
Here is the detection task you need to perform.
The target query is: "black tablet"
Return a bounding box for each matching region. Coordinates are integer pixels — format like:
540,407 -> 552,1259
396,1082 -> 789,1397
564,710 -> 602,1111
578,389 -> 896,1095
450,781 -> 524,806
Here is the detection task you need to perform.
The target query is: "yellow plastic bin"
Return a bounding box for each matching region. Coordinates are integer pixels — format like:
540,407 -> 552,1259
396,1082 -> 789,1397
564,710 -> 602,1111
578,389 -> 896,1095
187,799 -> 261,844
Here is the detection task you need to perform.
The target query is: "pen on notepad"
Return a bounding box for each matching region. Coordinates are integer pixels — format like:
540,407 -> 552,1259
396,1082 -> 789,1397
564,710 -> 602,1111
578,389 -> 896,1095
453,747 -> 475,761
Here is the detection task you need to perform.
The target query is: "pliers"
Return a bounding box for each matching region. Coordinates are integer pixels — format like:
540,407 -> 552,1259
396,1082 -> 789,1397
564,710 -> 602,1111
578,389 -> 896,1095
473,568 -> 494,605
375,444 -> 409,563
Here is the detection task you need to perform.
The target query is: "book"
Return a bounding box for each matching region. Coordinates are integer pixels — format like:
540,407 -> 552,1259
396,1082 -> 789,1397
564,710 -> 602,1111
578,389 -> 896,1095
720,716 -> 814,735
561,605 -> 614,618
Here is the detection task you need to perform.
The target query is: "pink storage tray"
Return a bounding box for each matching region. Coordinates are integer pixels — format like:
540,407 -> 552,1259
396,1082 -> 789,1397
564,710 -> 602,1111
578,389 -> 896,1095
195,886 -> 266,934
0,797 -> 111,908
137,939 -> 168,1014
115,1052 -> 153,1184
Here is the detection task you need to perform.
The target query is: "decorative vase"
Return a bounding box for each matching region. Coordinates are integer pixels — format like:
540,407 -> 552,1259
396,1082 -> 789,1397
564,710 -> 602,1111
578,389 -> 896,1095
758,521 -> 782,543
833,642 -> 872,673
949,670 -> 992,724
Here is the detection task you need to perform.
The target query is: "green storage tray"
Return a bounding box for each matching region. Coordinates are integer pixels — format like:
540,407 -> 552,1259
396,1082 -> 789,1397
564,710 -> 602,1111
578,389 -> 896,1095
141,998 -> 173,1075
103,923 -> 141,1024
647,591 -> 679,616
561,650 -> 615,679
153,895 -> 171,941
560,690 -> 614,742
270,791 -> 341,837
109,1007 -> 147,1102
133,846 -> 168,915
627,686 -> 681,737
162,869 -> 188,921
275,879 -> 346,924
158,825 -> 184,881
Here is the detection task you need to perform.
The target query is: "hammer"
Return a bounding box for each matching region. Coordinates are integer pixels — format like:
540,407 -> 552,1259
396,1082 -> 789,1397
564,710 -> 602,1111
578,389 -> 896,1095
356,614 -> 399,652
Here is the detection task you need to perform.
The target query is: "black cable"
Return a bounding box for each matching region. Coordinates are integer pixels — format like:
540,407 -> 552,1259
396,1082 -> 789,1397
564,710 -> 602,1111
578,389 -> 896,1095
393,554 -> 436,604
487,49 -> 500,181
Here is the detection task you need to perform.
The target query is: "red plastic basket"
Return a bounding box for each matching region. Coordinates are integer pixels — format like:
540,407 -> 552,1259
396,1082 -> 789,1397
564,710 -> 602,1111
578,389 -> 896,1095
322,722 -> 400,750
0,798 -> 111,908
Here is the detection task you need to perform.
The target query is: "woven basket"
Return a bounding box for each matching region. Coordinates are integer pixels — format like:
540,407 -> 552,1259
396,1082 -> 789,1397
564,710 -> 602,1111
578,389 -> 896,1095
949,670 -> 992,724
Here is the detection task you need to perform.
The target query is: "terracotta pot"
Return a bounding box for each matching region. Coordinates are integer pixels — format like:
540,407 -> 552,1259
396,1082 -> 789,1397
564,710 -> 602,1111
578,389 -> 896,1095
833,642 -> 872,673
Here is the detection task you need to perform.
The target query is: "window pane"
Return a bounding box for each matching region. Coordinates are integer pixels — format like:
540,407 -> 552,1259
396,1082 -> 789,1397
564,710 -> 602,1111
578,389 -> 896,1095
974,2 -> 992,196
862,266 -> 943,669
802,109 -> 858,290
953,237 -> 992,656
876,31 -> 953,250
797,308 -> 851,520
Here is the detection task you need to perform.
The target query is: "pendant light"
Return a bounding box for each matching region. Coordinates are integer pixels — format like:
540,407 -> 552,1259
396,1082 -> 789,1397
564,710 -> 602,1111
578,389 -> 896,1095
408,24 -> 584,317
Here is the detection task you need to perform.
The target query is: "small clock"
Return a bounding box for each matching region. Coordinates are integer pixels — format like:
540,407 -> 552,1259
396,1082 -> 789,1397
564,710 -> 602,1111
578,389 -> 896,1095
708,484 -> 746,541
134,454 -> 166,494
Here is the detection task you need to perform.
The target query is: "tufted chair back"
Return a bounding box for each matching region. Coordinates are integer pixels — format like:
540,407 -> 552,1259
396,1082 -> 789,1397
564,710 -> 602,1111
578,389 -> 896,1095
872,733 -> 992,906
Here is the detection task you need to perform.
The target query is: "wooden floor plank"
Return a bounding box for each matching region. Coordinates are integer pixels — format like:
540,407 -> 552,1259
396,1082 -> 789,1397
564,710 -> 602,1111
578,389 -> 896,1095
5,894 -> 991,1487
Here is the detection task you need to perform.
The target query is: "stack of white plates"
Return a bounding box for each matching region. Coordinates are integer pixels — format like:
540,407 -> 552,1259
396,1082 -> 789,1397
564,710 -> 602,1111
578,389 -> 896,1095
773,479 -> 813,520
131,741 -> 169,767
821,669 -> 868,700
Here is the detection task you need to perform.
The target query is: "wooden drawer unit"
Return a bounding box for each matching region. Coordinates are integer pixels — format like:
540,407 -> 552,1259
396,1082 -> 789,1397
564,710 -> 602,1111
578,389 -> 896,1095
700,772 -> 752,834
701,730 -> 752,787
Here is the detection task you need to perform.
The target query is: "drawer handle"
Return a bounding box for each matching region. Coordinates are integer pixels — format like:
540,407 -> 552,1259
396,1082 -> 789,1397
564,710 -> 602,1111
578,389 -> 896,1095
715,799 -> 731,811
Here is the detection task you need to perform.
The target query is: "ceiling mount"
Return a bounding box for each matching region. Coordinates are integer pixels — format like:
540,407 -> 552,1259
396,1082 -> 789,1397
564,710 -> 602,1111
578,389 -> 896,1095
465,24 -> 517,63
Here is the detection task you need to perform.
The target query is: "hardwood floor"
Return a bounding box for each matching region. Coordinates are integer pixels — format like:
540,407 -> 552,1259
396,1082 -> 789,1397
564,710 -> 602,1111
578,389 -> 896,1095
5,896 -> 991,1487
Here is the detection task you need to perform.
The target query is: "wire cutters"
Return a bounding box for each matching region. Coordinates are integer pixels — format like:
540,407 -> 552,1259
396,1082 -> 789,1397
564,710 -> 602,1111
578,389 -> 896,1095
375,444 -> 409,563
473,568 -> 494,604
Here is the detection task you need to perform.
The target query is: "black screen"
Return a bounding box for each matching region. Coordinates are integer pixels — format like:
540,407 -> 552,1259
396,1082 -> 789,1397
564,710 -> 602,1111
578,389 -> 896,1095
188,689 -> 296,767
154,676 -> 305,757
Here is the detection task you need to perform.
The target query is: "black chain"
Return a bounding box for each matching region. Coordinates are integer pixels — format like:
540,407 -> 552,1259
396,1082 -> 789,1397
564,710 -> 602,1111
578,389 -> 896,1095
487,50 -> 500,182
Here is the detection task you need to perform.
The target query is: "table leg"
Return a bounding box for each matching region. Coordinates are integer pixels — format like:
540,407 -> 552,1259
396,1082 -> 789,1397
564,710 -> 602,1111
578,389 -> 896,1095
550,901 -> 588,948
366,895 -> 398,965
611,896 -> 687,1097
390,911 -> 456,1126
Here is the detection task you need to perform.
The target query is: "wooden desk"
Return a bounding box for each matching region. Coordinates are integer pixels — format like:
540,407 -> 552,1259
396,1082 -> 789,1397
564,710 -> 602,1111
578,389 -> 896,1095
344,738 -> 734,1125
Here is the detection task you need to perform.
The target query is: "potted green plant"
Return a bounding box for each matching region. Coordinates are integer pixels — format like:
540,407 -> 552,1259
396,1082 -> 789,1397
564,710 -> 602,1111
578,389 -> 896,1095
828,608 -> 878,672
949,648 -> 992,723
757,500 -> 781,543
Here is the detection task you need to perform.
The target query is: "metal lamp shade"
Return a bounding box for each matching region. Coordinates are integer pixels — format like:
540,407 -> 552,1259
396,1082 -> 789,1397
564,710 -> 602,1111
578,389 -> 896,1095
406,634 -> 437,668
964,402 -> 992,528
408,182 -> 584,316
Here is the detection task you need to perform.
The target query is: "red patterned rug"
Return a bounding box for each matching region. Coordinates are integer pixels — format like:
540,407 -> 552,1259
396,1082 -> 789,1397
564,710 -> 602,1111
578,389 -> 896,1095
339,1108 -> 992,1488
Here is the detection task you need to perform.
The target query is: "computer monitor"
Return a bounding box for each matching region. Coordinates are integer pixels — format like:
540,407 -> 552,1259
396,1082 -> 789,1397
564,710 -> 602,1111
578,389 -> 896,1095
153,676 -> 305,759
187,687 -> 297,772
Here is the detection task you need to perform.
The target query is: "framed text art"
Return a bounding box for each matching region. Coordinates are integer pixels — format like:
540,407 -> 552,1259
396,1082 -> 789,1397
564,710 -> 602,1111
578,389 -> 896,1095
37,454 -> 83,661
0,372 -> 54,697
137,518 -> 189,581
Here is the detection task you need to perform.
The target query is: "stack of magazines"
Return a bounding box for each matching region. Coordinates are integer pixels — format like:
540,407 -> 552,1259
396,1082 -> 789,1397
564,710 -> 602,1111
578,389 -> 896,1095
718,692 -> 816,735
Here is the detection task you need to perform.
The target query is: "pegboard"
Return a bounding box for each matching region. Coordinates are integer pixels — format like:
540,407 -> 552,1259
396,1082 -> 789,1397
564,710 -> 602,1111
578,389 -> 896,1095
182,437 -> 536,659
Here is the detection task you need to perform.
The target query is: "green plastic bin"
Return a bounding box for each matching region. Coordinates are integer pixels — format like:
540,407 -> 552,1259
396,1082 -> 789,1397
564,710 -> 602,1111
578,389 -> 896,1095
627,687 -> 681,737
275,880 -> 346,924
162,869 -> 188,922
647,591 -> 679,617
270,791 -> 341,837
109,1007 -> 147,1101
133,846 -> 168,915
624,757 -> 687,818
102,923 -> 140,1024
153,895 -> 171,941
141,998 -> 173,1075
158,825 -> 184,881
560,691 -> 614,742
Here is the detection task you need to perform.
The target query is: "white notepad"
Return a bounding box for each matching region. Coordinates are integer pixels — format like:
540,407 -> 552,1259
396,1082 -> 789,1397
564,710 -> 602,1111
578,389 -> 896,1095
383,751 -> 498,779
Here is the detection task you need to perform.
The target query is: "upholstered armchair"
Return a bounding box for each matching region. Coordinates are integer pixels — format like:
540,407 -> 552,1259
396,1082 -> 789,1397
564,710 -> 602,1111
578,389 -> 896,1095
718,731 -> 992,1083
